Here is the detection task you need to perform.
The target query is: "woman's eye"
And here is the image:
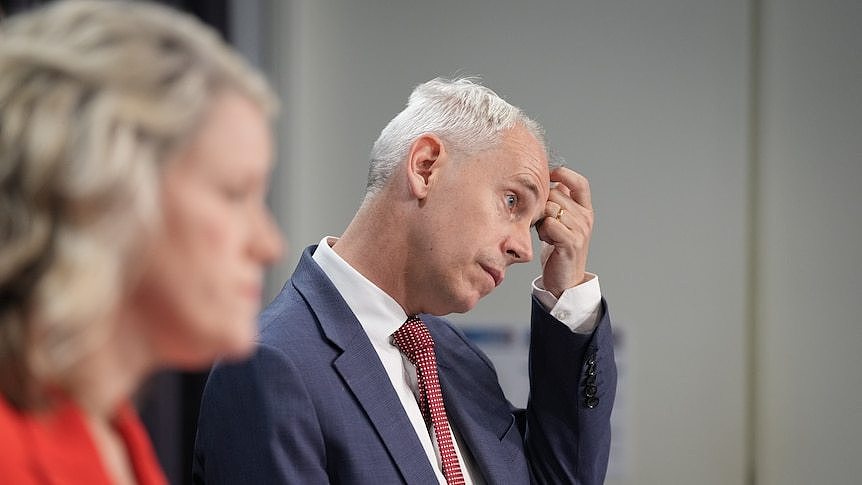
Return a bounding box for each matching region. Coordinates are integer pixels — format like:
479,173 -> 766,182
221,186 -> 249,202
505,194 -> 518,209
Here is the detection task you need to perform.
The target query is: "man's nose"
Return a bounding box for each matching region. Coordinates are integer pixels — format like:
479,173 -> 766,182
504,224 -> 533,263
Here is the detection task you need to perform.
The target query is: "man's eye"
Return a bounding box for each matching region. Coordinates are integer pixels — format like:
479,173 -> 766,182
505,194 -> 518,209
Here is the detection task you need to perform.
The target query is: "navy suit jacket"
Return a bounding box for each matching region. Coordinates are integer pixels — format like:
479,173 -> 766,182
194,246 -> 616,484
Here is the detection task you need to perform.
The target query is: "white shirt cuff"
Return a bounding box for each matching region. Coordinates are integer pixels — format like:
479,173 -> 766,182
531,273 -> 602,334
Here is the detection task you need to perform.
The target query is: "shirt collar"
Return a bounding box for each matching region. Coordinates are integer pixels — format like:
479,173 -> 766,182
312,236 -> 408,346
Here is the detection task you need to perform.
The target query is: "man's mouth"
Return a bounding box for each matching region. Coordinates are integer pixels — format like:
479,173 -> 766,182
480,264 -> 503,287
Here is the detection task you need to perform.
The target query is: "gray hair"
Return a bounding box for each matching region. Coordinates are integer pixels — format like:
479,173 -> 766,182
0,0 -> 276,408
365,77 -> 557,199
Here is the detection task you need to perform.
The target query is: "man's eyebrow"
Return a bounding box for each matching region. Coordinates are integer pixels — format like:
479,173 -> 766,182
511,176 -> 547,228
515,176 -> 541,202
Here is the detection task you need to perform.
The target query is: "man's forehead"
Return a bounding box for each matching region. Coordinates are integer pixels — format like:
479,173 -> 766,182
512,152 -> 551,200
501,127 -> 550,178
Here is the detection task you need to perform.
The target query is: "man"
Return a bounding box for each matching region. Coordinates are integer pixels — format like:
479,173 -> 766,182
194,78 -> 616,484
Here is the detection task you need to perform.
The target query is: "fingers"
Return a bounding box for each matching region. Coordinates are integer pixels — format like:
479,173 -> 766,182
536,206 -> 591,252
547,189 -> 593,230
537,167 -> 594,294
538,168 -> 594,255
550,167 -> 592,211
543,201 -> 562,220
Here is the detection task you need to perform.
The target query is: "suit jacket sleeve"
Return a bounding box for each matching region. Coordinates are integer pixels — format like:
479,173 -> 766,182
520,296 -> 616,484
193,343 -> 328,484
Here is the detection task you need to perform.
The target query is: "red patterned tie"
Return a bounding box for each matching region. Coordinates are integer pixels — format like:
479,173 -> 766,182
391,316 -> 466,485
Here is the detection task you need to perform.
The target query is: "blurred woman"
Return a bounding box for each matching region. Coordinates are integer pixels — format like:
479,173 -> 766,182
0,1 -> 283,483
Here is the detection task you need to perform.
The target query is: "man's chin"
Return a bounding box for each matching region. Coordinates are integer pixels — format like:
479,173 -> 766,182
429,293 -> 482,316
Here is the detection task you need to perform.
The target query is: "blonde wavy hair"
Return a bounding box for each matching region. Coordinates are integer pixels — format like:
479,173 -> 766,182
0,0 -> 277,409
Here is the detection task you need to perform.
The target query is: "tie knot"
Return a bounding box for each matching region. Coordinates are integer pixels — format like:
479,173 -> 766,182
391,316 -> 435,362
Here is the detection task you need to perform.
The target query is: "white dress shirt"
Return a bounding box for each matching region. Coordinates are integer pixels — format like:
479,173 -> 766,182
312,236 -> 602,484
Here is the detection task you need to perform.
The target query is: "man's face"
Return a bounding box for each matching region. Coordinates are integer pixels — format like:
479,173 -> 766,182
406,126 -> 550,315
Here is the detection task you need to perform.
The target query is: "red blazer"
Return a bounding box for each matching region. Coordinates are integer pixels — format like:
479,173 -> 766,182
0,395 -> 166,485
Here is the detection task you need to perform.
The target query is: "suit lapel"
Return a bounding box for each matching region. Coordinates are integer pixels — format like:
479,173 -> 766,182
291,248 -> 438,484
432,325 -> 519,484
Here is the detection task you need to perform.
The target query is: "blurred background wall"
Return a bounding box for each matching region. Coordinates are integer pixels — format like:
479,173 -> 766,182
257,1 -> 861,484
755,2 -> 861,483
3,0 -> 857,483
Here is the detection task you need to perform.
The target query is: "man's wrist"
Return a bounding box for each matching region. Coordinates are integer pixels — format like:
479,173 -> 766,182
531,273 -> 602,334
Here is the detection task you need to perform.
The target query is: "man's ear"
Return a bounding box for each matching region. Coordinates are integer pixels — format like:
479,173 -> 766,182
406,134 -> 447,200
